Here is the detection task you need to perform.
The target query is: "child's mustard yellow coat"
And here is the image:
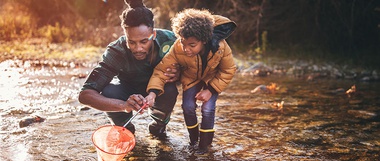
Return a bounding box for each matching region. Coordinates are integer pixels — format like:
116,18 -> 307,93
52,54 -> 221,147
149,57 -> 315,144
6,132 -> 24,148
147,15 -> 237,95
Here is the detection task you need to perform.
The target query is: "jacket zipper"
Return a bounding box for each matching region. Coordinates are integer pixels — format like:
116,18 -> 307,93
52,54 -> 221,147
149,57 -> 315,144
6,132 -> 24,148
204,51 -> 215,74
187,54 -> 200,86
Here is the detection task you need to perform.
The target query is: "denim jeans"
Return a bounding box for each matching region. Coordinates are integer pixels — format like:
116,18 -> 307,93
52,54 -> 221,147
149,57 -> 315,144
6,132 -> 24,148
101,80 -> 178,127
182,82 -> 218,130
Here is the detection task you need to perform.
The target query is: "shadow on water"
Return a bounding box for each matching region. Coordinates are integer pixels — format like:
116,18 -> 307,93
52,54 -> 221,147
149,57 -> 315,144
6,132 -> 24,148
1,60 -> 380,160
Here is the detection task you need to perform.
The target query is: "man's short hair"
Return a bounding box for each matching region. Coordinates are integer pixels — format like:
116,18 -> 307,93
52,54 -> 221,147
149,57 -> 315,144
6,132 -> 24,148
120,0 -> 154,28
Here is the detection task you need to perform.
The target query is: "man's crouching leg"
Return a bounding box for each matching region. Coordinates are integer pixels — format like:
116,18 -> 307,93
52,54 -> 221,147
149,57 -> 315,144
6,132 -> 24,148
148,107 -> 170,137
101,83 -> 136,134
107,112 -> 135,134
149,82 -> 178,137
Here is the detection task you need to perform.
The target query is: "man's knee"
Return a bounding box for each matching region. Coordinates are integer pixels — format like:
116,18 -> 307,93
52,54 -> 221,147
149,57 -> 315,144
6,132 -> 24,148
153,83 -> 178,114
163,83 -> 179,97
101,84 -> 125,100
106,112 -> 136,133
106,112 -> 132,125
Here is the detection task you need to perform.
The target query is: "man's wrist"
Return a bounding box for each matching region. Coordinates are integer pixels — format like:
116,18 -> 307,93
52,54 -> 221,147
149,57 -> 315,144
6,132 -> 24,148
121,103 -> 131,113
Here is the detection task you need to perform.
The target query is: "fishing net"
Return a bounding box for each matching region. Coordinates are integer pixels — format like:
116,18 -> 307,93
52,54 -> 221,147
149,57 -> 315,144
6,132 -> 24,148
92,125 -> 135,161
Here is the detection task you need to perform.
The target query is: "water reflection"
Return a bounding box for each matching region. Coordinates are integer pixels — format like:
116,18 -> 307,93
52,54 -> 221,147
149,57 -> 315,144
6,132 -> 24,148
0,60 -> 379,160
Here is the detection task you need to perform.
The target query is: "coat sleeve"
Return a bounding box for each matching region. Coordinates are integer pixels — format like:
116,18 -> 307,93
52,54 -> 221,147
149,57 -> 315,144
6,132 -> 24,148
81,38 -> 125,92
208,40 -> 237,93
147,45 -> 179,96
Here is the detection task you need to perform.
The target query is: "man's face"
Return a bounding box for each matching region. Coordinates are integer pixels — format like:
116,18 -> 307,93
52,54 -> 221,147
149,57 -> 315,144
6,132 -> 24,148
124,25 -> 154,60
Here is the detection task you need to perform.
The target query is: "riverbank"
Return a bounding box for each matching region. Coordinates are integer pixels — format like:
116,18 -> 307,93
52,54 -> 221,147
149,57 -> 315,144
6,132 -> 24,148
2,40 -> 379,83
0,40 -> 102,67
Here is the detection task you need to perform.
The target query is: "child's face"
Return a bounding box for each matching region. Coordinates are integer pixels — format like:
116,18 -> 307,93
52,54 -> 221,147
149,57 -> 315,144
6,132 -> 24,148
180,37 -> 205,57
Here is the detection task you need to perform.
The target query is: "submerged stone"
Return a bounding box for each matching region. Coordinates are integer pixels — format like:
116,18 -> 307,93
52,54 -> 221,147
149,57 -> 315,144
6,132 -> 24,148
19,115 -> 45,128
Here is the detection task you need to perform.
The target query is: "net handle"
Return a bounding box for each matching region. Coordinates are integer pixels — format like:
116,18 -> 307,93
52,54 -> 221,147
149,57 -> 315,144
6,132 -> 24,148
122,103 -> 148,128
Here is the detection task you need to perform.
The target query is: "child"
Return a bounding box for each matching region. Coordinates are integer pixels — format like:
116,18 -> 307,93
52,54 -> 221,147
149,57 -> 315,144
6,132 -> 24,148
145,8 -> 237,155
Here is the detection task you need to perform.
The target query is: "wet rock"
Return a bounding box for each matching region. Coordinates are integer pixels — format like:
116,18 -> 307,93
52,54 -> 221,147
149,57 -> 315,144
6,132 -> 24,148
372,70 -> 379,80
343,71 -> 357,79
250,83 -> 278,94
251,85 -> 269,93
328,88 -> 345,94
241,62 -> 273,76
360,76 -> 371,81
360,70 -> 380,81
347,110 -> 377,120
19,115 -> 45,128
348,99 -> 363,104
80,106 -> 91,111
248,101 -> 284,112
5,108 -> 32,115
331,68 -> 344,78
11,128 -> 28,135
292,134 -> 324,146
306,72 -> 328,81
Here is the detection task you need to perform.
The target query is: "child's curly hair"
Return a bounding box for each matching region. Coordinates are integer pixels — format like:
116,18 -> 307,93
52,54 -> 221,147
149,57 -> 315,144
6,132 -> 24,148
171,8 -> 214,43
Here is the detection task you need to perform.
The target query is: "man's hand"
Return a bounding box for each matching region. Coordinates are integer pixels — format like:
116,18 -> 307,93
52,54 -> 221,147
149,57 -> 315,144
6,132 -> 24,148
195,89 -> 212,102
164,63 -> 180,83
124,94 -> 147,113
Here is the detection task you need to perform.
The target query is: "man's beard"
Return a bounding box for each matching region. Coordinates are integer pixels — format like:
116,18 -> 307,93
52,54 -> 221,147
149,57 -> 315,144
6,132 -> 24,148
133,52 -> 147,60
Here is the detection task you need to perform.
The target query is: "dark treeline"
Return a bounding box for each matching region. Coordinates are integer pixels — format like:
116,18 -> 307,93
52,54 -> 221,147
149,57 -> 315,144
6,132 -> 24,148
1,0 -> 379,64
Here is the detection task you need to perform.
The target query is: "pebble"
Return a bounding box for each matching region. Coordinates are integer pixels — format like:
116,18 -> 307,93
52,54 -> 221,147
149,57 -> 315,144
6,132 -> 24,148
19,115 -> 45,128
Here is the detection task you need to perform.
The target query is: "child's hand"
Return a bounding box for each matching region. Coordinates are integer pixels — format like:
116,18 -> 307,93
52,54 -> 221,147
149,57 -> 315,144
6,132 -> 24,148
195,89 -> 212,102
145,92 -> 157,107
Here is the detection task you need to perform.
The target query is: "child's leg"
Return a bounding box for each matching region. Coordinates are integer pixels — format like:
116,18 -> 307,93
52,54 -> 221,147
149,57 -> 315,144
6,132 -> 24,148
182,82 -> 203,145
200,93 -> 218,129
198,93 -> 218,154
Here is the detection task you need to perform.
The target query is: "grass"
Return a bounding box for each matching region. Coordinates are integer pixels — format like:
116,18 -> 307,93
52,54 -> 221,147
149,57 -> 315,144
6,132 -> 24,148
0,39 -> 103,66
1,38 -> 379,72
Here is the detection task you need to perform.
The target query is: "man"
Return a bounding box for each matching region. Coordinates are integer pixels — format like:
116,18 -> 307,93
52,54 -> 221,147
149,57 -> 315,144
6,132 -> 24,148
78,0 -> 179,137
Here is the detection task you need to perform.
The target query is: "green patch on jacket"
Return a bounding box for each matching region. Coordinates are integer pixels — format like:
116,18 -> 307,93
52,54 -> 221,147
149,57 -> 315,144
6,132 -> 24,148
159,41 -> 174,58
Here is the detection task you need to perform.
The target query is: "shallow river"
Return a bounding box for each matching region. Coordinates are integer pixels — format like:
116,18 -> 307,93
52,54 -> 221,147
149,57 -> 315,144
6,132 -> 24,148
0,60 -> 379,161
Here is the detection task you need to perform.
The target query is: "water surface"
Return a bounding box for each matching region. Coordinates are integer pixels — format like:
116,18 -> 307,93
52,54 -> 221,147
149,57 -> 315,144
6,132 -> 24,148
0,60 -> 379,161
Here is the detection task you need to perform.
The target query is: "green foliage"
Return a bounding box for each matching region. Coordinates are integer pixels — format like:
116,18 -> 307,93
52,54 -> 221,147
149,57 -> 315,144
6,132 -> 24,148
39,23 -> 72,43
254,47 -> 262,54
0,40 -> 103,63
253,31 -> 269,55
1,0 -> 125,45
261,31 -> 268,52
0,1 -> 35,41
0,0 -> 379,69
